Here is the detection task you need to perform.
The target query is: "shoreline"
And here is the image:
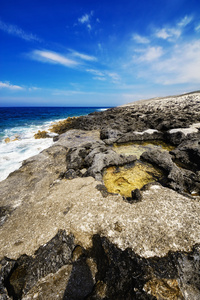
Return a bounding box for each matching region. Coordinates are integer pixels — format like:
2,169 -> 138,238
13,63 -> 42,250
0,107 -> 105,182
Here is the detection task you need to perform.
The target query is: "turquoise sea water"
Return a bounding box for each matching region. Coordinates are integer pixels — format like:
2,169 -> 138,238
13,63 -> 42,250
0,107 -> 107,181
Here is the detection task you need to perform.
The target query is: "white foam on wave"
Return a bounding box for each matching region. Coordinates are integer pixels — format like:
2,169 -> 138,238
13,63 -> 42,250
97,108 -> 109,111
0,122 -> 55,182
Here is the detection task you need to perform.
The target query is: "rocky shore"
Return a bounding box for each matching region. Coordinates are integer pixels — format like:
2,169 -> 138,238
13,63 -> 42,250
0,92 -> 200,299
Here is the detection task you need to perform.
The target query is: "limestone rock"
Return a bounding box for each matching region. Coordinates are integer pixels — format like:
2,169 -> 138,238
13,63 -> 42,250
170,138 -> 200,172
50,93 -> 200,134
141,149 -> 200,194
86,150 -> 137,181
1,231 -> 199,299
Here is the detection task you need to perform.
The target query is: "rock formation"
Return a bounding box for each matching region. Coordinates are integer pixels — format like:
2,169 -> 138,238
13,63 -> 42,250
0,92 -> 200,299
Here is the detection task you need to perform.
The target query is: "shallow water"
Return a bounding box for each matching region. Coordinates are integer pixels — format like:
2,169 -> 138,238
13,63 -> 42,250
104,140 -> 173,197
113,141 -> 175,159
103,161 -> 163,197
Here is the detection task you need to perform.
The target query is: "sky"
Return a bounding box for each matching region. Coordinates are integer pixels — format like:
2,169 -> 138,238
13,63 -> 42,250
0,0 -> 200,107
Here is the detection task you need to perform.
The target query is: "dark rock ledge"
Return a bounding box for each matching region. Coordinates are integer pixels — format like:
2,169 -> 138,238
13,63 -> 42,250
0,230 -> 200,300
0,92 -> 200,299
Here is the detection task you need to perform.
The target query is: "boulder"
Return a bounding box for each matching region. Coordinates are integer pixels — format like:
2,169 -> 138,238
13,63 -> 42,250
86,150 -> 137,181
141,149 -> 200,194
170,138 -> 200,171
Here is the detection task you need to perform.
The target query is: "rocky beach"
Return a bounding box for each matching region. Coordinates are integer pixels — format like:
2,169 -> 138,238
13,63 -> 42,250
0,92 -> 200,299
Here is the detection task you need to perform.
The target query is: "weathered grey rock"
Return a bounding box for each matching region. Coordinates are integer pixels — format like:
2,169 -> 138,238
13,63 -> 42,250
100,127 -> 122,140
0,230 -> 74,299
66,147 -> 88,170
64,169 -> 79,180
141,149 -> 174,172
170,138 -> 200,172
0,130 -> 101,226
1,231 -> 199,300
111,129 -> 164,144
177,244 -> 200,300
0,144 -> 69,225
141,149 -> 200,194
165,123 -> 200,146
165,130 -> 186,145
54,93 -> 200,134
86,150 -> 137,181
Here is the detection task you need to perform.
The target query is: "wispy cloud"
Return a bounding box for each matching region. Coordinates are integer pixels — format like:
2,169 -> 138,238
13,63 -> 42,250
178,15 -> 193,27
107,72 -> 121,83
78,11 -> 94,31
93,76 -> 106,81
127,15 -> 200,88
78,13 -> 90,24
0,19 -> 41,42
154,40 -> 200,84
155,27 -> 181,41
0,81 -> 24,90
71,51 -> 97,61
195,24 -> 200,32
134,46 -> 164,62
86,69 -> 105,77
29,50 -> 79,67
86,69 -> 120,83
28,86 -> 40,91
155,15 -> 193,42
132,40 -> 200,85
132,34 -> 150,44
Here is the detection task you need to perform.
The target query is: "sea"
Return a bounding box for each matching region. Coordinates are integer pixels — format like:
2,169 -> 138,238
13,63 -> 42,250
0,107 -> 107,182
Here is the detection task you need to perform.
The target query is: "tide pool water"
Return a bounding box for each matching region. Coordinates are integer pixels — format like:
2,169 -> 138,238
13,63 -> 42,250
0,107 -> 106,181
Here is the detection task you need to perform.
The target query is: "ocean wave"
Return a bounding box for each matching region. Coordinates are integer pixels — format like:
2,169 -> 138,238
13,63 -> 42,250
97,108 -> 109,111
0,122 -> 55,182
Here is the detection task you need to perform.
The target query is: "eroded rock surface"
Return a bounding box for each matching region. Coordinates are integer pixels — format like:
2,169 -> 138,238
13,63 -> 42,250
49,93 -> 200,136
0,92 -> 200,299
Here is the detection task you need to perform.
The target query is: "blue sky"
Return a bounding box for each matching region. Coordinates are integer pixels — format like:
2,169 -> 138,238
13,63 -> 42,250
0,0 -> 200,107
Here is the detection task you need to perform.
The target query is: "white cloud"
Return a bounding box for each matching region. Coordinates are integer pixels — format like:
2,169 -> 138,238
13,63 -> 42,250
86,69 -> 105,77
155,28 -> 171,39
78,14 -> 90,24
0,20 -> 41,42
107,72 -> 120,82
155,27 -> 181,41
93,76 -> 106,81
136,46 -> 164,62
30,50 -> 79,67
86,69 -> 120,83
195,24 -> 200,32
78,11 -> 96,31
178,15 -> 193,27
28,86 -> 40,91
132,34 -> 150,44
155,15 -> 193,42
133,40 -> 200,85
154,40 -> 200,84
71,51 -> 97,61
87,24 -> 92,31
0,81 -> 24,90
